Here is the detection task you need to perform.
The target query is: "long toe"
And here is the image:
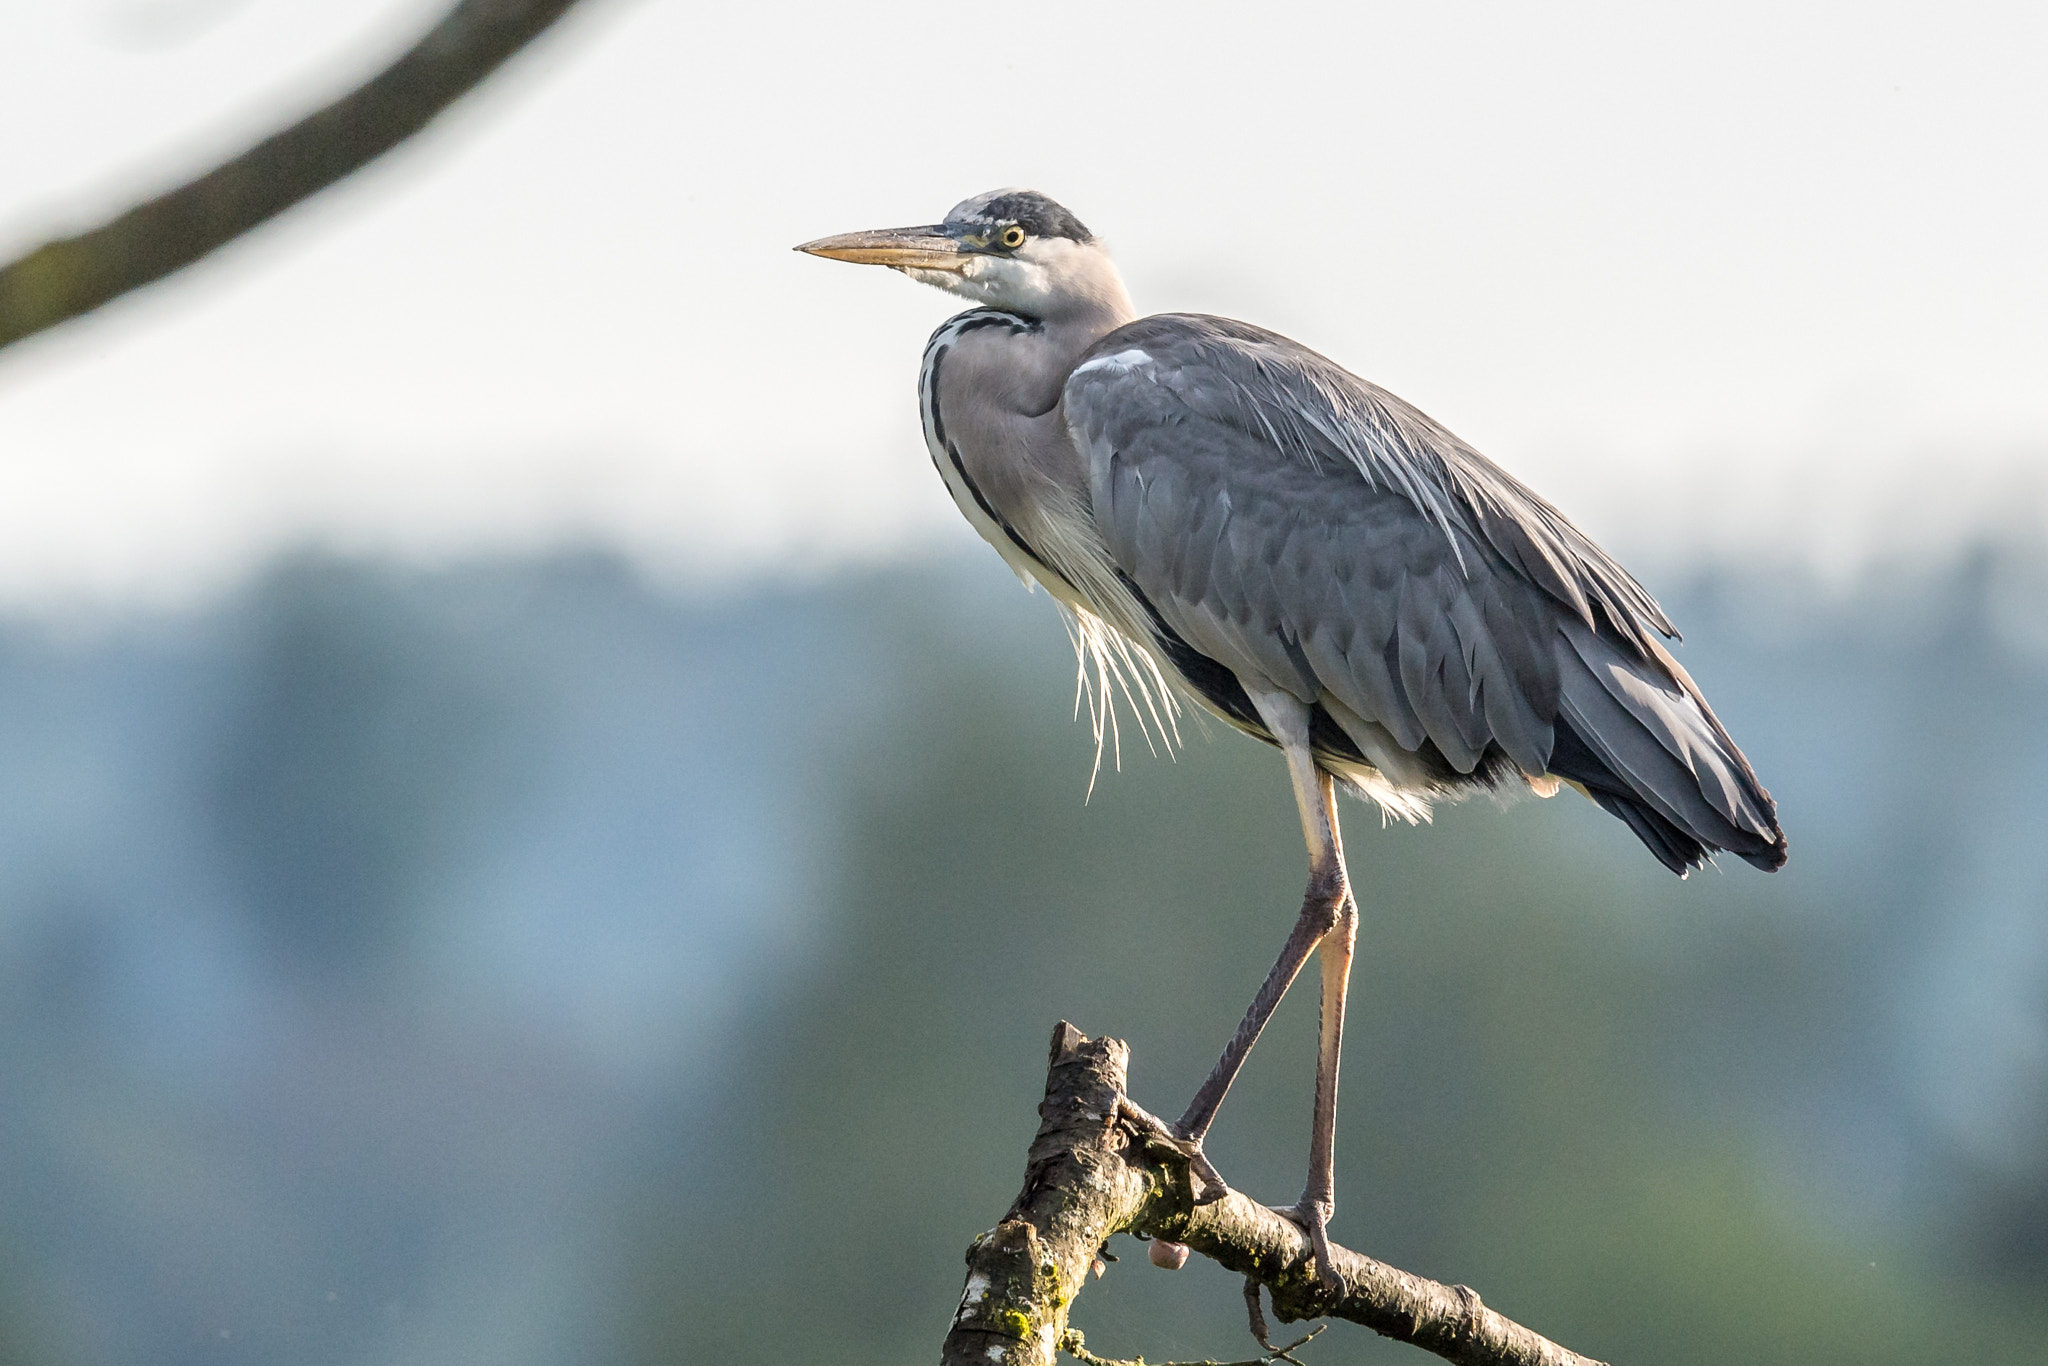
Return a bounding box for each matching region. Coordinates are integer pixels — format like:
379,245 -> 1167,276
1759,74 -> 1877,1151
1183,1139 -> 1232,1205
1165,1123 -> 1232,1205
1307,1214 -> 1341,1295
1272,1200 -> 1344,1296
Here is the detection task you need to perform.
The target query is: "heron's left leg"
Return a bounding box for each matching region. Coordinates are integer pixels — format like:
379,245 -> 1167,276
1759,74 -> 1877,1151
1294,767 -> 1358,1293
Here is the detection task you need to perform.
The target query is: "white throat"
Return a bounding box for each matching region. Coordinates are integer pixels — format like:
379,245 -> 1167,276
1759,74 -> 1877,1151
902,237 -> 1136,329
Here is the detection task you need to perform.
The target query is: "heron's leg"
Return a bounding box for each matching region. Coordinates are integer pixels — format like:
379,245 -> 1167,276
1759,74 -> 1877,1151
1174,691 -> 1351,1161
1295,780 -> 1359,1293
1172,856 -> 1344,1142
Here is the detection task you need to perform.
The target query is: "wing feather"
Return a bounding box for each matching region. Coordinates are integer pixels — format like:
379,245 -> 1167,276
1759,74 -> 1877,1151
1064,312 -> 1786,872
1396,568 -> 1483,771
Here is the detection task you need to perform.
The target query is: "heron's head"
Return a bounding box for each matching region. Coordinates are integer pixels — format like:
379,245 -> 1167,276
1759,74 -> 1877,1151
796,189 -> 1133,325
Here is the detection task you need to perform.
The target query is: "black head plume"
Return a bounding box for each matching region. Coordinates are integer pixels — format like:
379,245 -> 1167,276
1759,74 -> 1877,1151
944,189 -> 1094,244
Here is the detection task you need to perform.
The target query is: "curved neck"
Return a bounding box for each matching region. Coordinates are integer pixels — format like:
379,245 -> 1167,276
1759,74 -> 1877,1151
1023,241 -> 1138,337
1006,310 -> 1127,418
1008,258 -> 1140,417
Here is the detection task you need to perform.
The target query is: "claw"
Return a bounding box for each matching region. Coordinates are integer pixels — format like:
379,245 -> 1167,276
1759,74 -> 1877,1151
1117,1098 -> 1233,1204
1184,1139 -> 1231,1205
1308,1217 -> 1342,1295
1272,1200 -> 1344,1296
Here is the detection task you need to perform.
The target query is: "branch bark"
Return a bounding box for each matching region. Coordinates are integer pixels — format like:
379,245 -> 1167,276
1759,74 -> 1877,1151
0,0 -> 594,354
943,1022 -> 1608,1366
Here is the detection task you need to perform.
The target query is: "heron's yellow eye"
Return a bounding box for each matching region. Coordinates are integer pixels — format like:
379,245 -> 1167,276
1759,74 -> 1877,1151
999,225 -> 1027,249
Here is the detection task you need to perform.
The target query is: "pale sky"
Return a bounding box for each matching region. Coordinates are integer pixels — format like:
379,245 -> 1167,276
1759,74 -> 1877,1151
0,0 -> 2043,608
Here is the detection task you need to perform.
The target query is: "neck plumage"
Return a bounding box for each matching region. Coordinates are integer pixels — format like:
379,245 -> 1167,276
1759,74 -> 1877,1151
998,272 -> 1140,416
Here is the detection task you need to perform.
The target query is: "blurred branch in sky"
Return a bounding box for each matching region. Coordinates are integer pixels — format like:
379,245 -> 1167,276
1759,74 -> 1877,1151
0,0 -> 592,355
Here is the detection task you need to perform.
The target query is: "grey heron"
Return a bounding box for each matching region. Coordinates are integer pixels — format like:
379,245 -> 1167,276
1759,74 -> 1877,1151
797,190 -> 1785,1290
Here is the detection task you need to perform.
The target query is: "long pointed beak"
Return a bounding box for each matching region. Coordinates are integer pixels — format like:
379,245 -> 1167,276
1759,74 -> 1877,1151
794,226 -> 969,272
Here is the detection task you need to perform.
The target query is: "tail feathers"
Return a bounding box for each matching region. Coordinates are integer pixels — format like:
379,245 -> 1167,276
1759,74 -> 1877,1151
1550,619 -> 1786,875
1550,725 -> 1711,874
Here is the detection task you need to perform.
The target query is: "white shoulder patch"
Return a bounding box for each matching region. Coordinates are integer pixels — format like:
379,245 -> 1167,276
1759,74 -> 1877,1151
1072,347 -> 1153,376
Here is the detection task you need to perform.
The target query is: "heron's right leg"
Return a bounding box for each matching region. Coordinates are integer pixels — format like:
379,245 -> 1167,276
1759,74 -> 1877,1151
1174,690 -> 1350,1158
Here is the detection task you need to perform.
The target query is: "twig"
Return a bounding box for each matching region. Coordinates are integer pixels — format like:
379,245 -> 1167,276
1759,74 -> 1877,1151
940,1022 -> 1609,1366
0,0 -> 596,354
1059,1323 -> 1325,1366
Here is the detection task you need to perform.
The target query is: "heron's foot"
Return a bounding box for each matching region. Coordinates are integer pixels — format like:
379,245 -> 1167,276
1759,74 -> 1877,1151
1115,1099 -> 1231,1204
1271,1198 -> 1343,1296
1175,1131 -> 1232,1206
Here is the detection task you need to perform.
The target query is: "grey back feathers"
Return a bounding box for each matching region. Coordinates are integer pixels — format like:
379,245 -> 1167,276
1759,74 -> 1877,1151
1063,314 -> 1784,874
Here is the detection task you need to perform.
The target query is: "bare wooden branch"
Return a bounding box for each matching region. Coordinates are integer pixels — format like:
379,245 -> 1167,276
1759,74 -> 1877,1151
943,1022 -> 1608,1366
0,0 -> 594,353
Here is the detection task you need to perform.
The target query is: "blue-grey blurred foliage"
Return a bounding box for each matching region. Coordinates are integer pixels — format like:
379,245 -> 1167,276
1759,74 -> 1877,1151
0,545 -> 2045,1365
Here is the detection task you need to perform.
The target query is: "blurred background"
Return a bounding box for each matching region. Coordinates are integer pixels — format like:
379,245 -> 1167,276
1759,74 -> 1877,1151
0,1 -> 2045,1363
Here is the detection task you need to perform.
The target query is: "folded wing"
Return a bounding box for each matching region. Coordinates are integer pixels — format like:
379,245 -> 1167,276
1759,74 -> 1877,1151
1064,313 -> 1785,874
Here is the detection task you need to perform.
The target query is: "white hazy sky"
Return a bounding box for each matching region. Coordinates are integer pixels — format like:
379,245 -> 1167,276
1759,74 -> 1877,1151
0,0 -> 2043,607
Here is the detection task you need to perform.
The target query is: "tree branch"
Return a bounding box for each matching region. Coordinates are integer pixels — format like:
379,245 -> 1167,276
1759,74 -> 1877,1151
0,0 -> 594,354
943,1022 -> 1608,1366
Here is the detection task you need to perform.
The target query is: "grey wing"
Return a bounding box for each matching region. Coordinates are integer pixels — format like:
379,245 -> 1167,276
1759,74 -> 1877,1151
1064,314 -> 1786,875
